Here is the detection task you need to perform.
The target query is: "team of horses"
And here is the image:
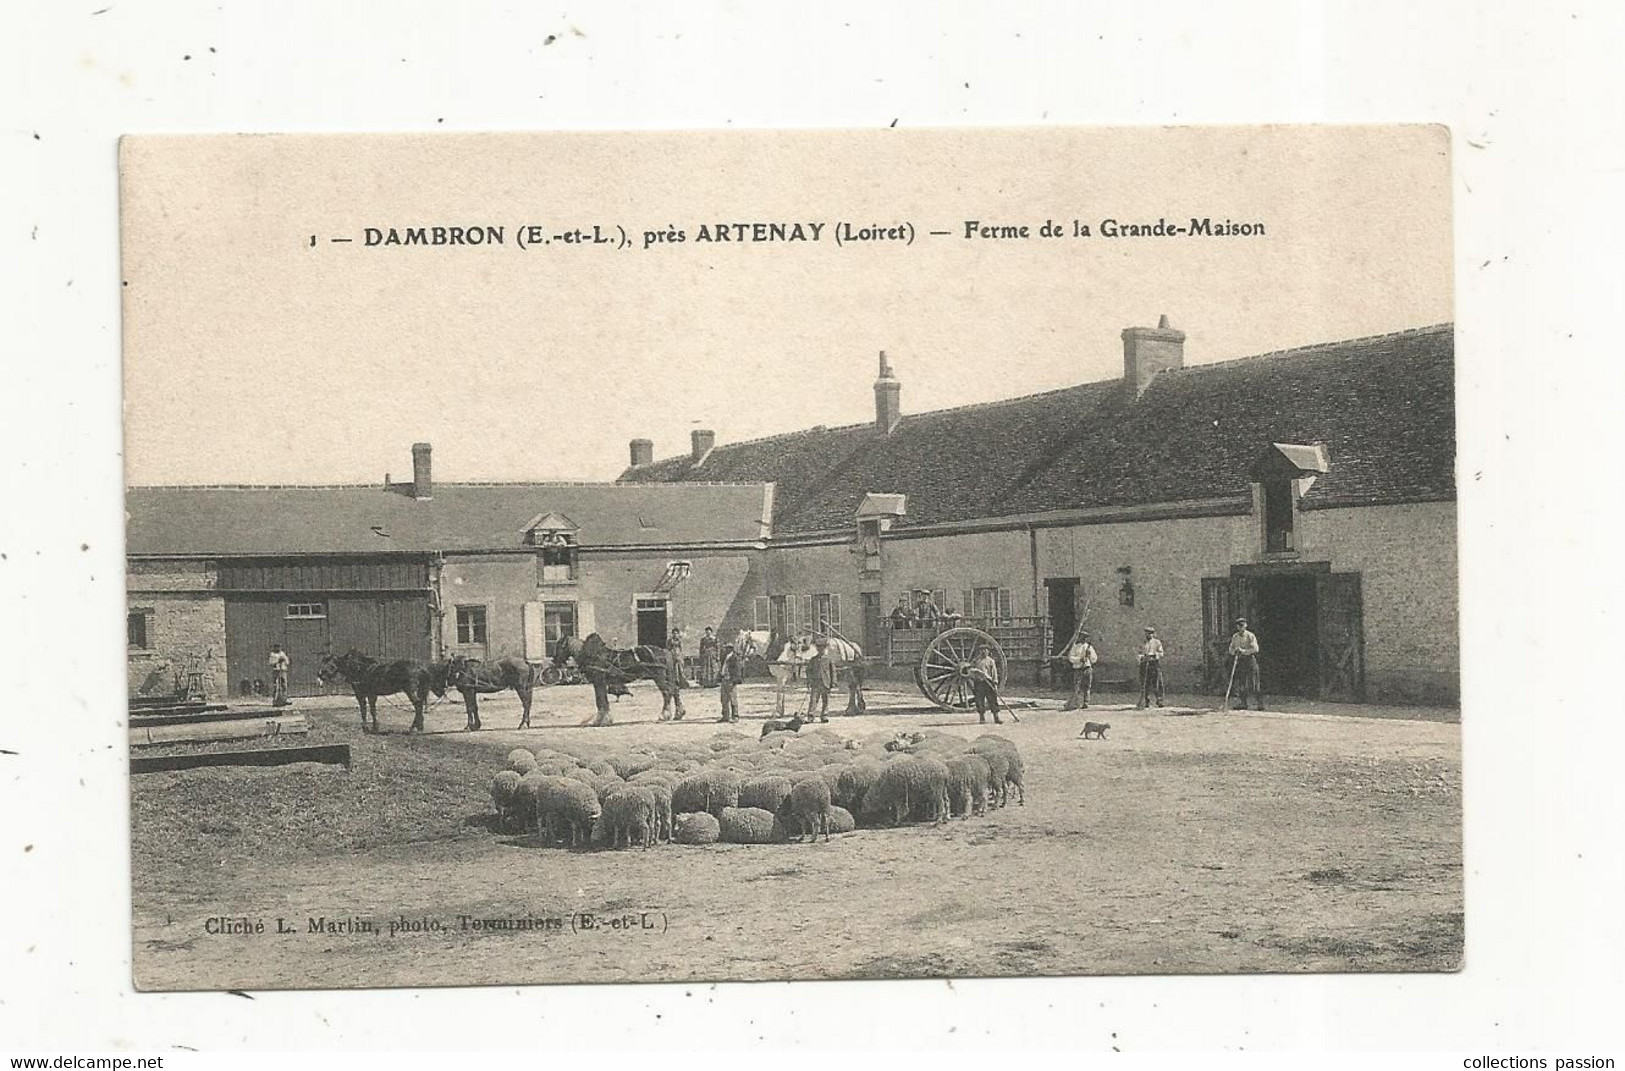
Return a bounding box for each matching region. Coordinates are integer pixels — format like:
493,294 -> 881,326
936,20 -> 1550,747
314,628 -> 866,734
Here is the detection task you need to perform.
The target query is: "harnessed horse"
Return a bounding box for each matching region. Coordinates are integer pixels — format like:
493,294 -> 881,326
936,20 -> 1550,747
316,649 -> 448,733
553,633 -> 684,727
444,654 -> 539,731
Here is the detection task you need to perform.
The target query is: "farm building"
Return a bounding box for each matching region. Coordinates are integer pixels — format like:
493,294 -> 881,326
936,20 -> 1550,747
619,318 -> 1458,704
124,454 -> 773,698
126,317 -> 1457,706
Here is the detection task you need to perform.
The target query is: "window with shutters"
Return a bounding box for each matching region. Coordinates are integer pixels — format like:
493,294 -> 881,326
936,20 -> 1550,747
455,605 -> 488,646
542,602 -> 577,647
810,593 -> 841,631
965,586 -> 1013,624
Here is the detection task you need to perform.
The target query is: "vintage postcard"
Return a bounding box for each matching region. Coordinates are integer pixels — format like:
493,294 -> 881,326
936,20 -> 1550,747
120,125 -> 1459,991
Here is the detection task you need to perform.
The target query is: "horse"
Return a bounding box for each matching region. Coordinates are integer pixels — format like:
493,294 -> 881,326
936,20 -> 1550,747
553,633 -> 685,727
316,648 -> 448,733
444,654 -> 539,731
773,631 -> 867,717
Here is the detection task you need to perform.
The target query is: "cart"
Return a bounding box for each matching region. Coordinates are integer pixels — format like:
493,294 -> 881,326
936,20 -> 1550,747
911,626 -> 1009,711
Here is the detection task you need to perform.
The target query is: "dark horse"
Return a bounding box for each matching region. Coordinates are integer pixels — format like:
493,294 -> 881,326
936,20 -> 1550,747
444,654 -> 538,731
316,649 -> 448,733
553,633 -> 683,727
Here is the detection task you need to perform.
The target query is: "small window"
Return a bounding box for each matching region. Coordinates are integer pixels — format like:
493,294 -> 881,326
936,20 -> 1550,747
753,596 -> 772,631
286,602 -> 326,619
127,610 -> 152,649
535,532 -> 577,582
1263,477 -> 1296,553
455,605 -> 488,645
810,593 -> 841,630
543,602 -> 577,647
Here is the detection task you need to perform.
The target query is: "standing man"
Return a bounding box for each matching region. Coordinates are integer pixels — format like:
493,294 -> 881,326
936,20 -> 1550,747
1136,626 -> 1166,709
890,597 -> 915,631
1228,617 -> 1264,710
915,594 -> 939,632
697,626 -> 720,688
970,645 -> 1004,725
717,642 -> 743,722
268,644 -> 291,707
660,627 -> 689,721
1063,629 -> 1099,711
805,636 -> 835,723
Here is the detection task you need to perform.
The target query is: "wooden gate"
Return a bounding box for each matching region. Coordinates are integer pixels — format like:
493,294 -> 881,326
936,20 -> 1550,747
1316,572 -> 1365,700
1200,576 -> 1256,693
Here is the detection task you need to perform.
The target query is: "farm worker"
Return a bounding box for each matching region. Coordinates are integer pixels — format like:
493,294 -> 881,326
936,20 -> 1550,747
268,644 -> 291,706
717,643 -> 743,722
697,626 -> 720,688
941,605 -> 963,627
970,646 -> 1004,724
659,627 -> 688,721
915,595 -> 939,630
890,597 -> 915,630
1063,629 -> 1099,710
1136,626 -> 1166,709
1228,617 -> 1264,710
805,636 -> 836,722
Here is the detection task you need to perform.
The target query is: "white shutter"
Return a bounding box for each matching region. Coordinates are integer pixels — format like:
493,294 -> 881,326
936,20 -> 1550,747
522,602 -> 545,660
578,601 -> 596,638
801,595 -> 815,632
997,588 -> 1013,622
754,596 -> 771,631
828,593 -> 841,627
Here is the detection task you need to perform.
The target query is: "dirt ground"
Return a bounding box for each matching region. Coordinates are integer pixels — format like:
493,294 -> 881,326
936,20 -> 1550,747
130,679 -> 1462,991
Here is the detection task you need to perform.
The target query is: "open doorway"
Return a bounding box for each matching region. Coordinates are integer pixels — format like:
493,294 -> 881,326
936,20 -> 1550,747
635,596 -> 669,648
1252,575 -> 1319,696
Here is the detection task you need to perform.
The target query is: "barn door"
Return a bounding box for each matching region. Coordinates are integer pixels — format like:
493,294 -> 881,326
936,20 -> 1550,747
1200,578 -> 1231,692
1316,572 -> 1365,701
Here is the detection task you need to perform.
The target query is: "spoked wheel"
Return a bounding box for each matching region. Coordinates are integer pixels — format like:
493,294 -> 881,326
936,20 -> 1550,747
917,627 -> 1006,710
540,665 -> 563,686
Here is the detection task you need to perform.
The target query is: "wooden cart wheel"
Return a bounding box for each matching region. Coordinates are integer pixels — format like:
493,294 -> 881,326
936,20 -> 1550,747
917,627 -> 1006,710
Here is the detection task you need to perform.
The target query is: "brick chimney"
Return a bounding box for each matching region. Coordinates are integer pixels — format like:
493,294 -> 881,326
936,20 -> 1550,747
690,429 -> 716,464
874,351 -> 901,434
411,442 -> 433,500
1122,314 -> 1186,399
629,438 -> 654,468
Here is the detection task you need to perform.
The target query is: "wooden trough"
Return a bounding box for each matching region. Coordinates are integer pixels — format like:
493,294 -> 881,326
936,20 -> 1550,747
129,705 -> 293,729
130,743 -> 351,775
129,713 -> 310,747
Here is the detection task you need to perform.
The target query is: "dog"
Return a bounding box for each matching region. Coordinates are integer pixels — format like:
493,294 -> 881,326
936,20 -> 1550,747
1079,721 -> 1110,740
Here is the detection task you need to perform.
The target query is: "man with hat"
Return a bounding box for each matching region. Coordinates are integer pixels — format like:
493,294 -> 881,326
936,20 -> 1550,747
1228,617 -> 1264,710
1062,627 -> 1099,710
1136,626 -> 1166,709
805,635 -> 836,722
717,641 -> 744,722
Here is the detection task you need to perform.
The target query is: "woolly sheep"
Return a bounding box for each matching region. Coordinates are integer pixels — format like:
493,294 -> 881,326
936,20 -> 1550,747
541,778 -> 602,847
718,806 -> 782,844
970,736 -> 1025,806
970,745 -> 1012,807
862,755 -> 951,826
759,730 -> 800,749
828,805 -> 856,835
944,755 -> 992,818
673,811 -> 721,845
834,762 -> 883,812
636,778 -> 675,843
507,749 -> 538,775
672,768 -> 743,817
783,777 -> 834,842
600,785 -> 657,849
739,775 -> 794,813
490,770 -> 523,829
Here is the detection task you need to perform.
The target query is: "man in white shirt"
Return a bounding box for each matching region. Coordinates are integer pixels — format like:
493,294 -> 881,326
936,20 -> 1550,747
1063,629 -> 1099,710
1136,626 -> 1165,709
268,644 -> 291,707
1227,617 -> 1264,710
969,645 -> 1004,725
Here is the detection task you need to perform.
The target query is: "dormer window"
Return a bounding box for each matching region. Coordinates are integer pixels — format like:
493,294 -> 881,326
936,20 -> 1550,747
1249,443 -> 1329,558
523,511 -> 580,583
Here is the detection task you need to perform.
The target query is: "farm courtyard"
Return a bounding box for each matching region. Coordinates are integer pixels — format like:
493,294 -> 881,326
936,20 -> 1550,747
130,680 -> 1462,991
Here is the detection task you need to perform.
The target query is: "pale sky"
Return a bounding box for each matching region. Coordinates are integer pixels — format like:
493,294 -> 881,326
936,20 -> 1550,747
121,126 -> 1452,485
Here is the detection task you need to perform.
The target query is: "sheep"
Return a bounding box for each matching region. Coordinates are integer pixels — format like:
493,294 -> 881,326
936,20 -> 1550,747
828,805 -> 856,835
970,736 -> 1026,805
507,748 -> 538,776
672,768 -> 743,817
739,775 -> 794,814
861,755 -> 951,826
970,745 -> 1012,807
782,777 -> 834,842
834,762 -> 883,813
600,786 -> 658,849
490,770 -> 523,830
718,806 -> 782,844
944,754 -> 993,818
816,763 -> 850,795
760,713 -> 805,738
673,811 -> 721,845
759,730 -> 800,750
540,778 -> 602,847
635,778 -> 675,843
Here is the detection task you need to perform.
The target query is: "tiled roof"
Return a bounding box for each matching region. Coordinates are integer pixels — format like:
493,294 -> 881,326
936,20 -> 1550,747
618,325 -> 1455,533
126,482 -> 773,557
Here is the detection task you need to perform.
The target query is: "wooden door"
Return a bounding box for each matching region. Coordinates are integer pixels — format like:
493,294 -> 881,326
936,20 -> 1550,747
1316,572 -> 1365,700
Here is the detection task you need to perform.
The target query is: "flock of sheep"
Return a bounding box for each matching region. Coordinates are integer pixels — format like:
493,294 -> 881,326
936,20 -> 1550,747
487,725 -> 1027,849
